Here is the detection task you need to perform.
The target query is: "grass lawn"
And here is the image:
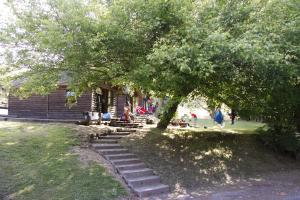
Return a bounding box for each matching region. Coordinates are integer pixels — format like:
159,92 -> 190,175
0,121 -> 127,200
120,120 -> 300,191
188,119 -> 266,134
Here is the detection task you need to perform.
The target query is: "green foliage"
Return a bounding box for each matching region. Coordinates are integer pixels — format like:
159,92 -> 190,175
121,0 -> 300,131
1,0 -> 129,96
1,0 -> 299,132
258,124 -> 300,156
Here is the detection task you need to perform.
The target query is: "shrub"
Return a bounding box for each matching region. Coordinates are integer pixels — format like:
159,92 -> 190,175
258,124 -> 300,157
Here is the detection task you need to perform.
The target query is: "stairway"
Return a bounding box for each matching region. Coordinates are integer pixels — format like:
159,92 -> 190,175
90,127 -> 169,197
108,115 -> 150,128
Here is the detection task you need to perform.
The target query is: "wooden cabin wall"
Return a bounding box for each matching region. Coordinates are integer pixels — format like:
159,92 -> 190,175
47,86 -> 92,119
8,95 -> 48,118
7,86 -> 129,119
8,86 -> 92,119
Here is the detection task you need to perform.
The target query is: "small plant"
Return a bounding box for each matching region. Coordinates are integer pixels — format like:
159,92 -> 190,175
66,96 -> 77,108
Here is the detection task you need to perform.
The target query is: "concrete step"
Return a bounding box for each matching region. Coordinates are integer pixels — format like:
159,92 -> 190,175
116,123 -> 139,127
127,176 -> 161,188
99,135 -> 124,140
115,120 -> 131,123
97,148 -> 129,155
116,163 -> 146,171
106,153 -> 137,160
114,122 -> 139,126
126,125 -> 139,128
121,168 -> 154,179
134,120 -> 145,123
110,124 -> 136,128
116,128 -> 136,132
112,158 -> 141,165
111,132 -> 131,136
133,184 -> 169,198
92,144 -> 122,149
92,139 -> 118,144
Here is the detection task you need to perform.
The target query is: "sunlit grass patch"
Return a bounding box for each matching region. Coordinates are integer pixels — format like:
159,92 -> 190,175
186,119 -> 266,134
0,122 -> 127,200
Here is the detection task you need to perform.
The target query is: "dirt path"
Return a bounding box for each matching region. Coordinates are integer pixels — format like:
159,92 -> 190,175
135,170 -> 300,200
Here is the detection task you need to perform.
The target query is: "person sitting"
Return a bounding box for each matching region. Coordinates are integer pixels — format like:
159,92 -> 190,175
124,105 -> 131,122
102,112 -> 111,121
179,119 -> 188,128
136,105 -> 146,115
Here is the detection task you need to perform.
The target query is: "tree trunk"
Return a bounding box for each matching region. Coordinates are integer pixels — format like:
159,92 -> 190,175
157,96 -> 182,130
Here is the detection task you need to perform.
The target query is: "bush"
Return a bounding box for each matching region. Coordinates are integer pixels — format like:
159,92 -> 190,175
258,124 -> 300,157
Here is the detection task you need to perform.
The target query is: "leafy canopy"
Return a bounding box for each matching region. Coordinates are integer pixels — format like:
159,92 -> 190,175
1,0 -> 299,129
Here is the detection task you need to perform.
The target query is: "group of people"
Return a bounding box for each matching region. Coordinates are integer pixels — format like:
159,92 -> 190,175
178,108 -> 238,129
214,108 -> 238,127
121,99 -> 238,127
121,101 -> 159,122
135,102 -> 159,115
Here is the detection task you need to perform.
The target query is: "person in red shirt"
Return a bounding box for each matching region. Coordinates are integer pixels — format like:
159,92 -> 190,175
190,112 -> 197,127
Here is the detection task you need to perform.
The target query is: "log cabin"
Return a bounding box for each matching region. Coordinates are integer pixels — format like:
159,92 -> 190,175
8,84 -> 130,120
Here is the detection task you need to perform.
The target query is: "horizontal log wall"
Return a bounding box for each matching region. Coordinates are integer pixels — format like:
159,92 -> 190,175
8,86 -> 92,119
47,86 -> 92,119
8,95 -> 48,118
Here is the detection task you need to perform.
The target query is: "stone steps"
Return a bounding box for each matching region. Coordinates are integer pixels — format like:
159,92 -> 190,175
134,120 -> 145,123
105,153 -> 137,160
118,124 -> 139,128
110,121 -> 141,128
116,128 -> 136,132
133,184 -> 169,198
92,143 -> 122,149
116,163 -> 146,171
110,132 -> 131,136
127,175 -> 161,187
97,148 -> 129,155
92,139 -> 118,144
90,124 -> 169,197
112,158 -> 141,165
99,135 -> 125,139
120,168 -> 154,179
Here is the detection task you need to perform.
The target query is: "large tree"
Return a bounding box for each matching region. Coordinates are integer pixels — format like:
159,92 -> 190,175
1,0 -> 299,132
113,0 -> 299,130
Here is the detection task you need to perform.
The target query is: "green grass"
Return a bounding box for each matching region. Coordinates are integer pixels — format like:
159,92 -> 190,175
0,122 -> 127,200
185,119 -> 265,134
120,122 -> 300,190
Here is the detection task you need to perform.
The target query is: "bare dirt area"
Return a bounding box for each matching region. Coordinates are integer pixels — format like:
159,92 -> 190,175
158,171 -> 300,200
141,171 -> 300,200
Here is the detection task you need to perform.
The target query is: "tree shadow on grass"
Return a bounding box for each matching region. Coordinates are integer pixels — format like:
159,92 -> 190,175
120,128 -> 300,191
